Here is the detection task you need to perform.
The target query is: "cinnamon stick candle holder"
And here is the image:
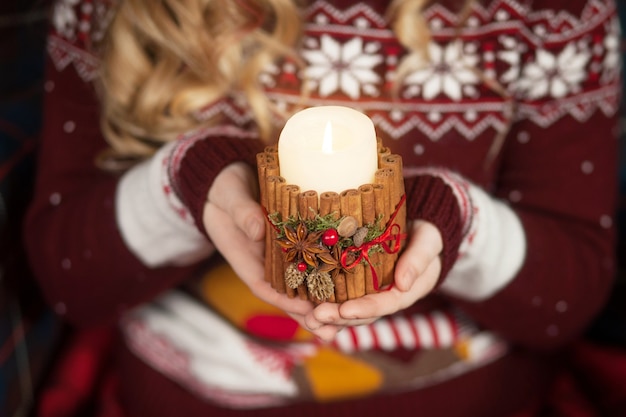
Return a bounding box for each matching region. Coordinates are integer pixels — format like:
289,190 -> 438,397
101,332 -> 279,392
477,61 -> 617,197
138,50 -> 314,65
258,141 -> 407,304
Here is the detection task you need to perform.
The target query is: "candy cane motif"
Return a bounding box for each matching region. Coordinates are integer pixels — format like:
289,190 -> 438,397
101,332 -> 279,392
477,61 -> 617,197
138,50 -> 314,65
332,309 -> 474,353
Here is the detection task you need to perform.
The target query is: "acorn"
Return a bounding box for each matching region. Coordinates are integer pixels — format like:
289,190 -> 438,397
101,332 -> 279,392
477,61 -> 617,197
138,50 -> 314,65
353,227 -> 369,247
337,216 -> 359,237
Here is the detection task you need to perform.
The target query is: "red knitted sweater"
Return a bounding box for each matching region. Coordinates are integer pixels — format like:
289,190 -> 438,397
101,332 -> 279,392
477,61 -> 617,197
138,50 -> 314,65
24,0 -> 621,416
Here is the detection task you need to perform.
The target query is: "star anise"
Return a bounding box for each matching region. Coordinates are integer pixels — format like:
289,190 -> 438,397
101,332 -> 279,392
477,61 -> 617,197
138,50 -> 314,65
277,222 -> 335,269
317,241 -> 341,273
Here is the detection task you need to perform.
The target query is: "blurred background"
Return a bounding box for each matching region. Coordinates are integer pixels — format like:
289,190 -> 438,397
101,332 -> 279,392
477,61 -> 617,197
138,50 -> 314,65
0,1 -> 625,416
0,1 -> 60,416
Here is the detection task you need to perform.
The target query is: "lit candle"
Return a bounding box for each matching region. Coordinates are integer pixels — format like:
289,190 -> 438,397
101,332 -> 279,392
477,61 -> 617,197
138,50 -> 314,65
278,106 -> 378,194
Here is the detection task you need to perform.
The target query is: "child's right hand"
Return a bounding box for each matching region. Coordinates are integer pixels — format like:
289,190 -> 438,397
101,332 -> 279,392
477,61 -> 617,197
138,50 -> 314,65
302,220 -> 443,341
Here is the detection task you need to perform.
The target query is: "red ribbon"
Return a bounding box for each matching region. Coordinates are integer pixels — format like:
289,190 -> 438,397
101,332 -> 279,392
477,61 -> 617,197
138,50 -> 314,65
340,194 -> 407,291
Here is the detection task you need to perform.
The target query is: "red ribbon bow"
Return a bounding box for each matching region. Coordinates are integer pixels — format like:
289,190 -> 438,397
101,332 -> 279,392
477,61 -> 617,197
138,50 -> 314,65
340,194 -> 407,291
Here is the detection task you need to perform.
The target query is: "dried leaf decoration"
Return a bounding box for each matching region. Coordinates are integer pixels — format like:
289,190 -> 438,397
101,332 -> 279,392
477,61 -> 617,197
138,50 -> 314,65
317,244 -> 341,273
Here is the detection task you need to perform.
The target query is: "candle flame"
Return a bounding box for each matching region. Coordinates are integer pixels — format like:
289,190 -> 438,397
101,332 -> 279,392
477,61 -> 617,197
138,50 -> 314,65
322,121 -> 333,154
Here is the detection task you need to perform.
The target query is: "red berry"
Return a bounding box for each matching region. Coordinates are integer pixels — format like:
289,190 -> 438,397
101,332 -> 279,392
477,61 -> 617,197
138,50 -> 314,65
297,262 -> 307,272
322,228 -> 339,246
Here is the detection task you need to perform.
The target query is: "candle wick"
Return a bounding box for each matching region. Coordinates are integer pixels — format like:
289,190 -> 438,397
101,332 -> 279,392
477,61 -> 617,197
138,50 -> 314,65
322,121 -> 333,154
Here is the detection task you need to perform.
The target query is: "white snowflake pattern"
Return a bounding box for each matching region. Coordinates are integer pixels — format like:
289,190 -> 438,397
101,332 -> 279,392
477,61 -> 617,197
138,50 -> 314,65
497,36 -> 522,84
302,35 -> 383,99
516,43 -> 590,99
602,16 -> 622,82
52,0 -> 80,39
402,41 -> 480,101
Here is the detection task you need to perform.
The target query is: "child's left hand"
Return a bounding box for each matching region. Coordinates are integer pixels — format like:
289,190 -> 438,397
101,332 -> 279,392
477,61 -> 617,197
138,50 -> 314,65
203,162 -> 343,339
301,220 -> 443,342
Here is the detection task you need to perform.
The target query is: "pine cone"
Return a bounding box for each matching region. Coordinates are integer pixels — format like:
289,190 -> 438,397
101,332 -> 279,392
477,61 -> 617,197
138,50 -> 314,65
284,263 -> 306,289
306,270 -> 334,301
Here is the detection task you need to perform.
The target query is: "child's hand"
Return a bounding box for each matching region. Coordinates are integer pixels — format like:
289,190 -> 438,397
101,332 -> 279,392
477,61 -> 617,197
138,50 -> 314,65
203,163 -> 315,317
302,220 -> 443,342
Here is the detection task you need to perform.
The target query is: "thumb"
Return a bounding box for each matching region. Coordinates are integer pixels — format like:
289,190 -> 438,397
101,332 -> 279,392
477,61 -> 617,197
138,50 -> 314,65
208,162 -> 265,241
394,220 -> 443,291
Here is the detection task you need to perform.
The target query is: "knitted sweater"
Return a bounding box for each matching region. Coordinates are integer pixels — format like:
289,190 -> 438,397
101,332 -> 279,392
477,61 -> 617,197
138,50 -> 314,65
25,0 -> 620,416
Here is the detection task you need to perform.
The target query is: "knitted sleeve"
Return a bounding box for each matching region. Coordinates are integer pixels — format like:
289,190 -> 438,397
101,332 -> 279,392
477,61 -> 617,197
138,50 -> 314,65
167,130 -> 264,236
447,113 -> 620,351
403,175 -> 464,282
113,126 -> 264,267
438,0 -> 621,350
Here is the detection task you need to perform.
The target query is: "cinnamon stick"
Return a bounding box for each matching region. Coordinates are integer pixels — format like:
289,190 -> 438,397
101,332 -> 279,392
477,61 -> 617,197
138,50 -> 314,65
373,183 -> 387,221
359,184 -> 376,226
287,186 -> 306,299
299,190 -> 319,221
256,152 -> 276,208
364,252 -> 379,294
280,186 -> 299,223
347,263 -> 365,299
297,190 -> 320,301
359,184 -> 376,295
319,192 -> 339,303
381,155 -> 402,200
382,154 -> 407,251
265,164 -> 280,180
261,164 -> 273,284
340,189 -> 363,224
374,171 -> 396,288
281,185 -> 299,298
258,150 -> 279,285
288,186 -> 300,218
256,153 -> 268,207
265,144 -> 278,155
374,168 -> 394,225
377,145 -> 391,166
370,184 -> 386,293
266,175 -> 286,292
319,192 -> 341,220
333,271 -> 348,303
340,189 -> 364,299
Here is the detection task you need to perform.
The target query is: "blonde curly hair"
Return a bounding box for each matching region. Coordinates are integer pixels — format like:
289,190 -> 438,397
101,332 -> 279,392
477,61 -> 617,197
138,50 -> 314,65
96,0 -> 475,163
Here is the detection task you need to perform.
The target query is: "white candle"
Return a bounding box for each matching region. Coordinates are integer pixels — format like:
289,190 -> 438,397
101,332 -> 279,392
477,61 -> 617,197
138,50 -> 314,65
278,106 -> 378,194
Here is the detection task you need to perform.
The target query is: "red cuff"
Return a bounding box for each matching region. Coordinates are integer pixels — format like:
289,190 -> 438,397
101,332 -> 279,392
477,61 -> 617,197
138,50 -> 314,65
172,136 -> 264,236
404,175 -> 464,283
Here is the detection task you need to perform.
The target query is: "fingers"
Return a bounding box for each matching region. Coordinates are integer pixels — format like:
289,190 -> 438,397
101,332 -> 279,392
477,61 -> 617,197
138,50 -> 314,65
394,220 -> 443,291
310,302 -> 379,327
208,162 -> 265,241
309,325 -> 345,343
204,163 -> 317,316
204,203 -> 264,277
338,259 -> 441,320
205,202 -> 314,316
250,280 -> 313,317
290,312 -> 345,343
306,220 -> 445,326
